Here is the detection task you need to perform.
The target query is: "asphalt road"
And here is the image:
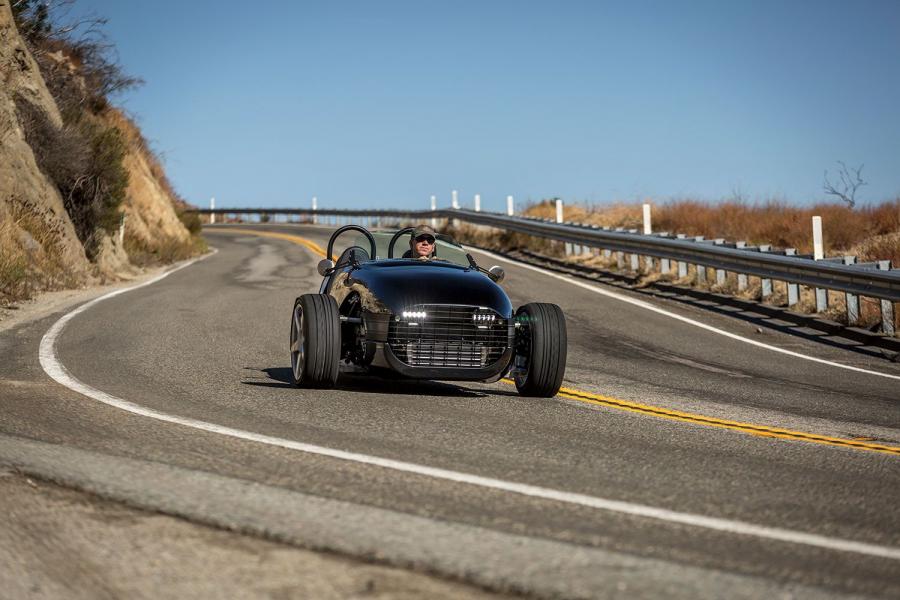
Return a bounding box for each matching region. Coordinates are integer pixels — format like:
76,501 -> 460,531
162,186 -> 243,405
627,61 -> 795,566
2,223 -> 899,599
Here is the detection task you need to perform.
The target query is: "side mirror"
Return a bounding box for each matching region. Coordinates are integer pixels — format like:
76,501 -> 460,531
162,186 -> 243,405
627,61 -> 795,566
488,266 -> 505,283
317,259 -> 335,276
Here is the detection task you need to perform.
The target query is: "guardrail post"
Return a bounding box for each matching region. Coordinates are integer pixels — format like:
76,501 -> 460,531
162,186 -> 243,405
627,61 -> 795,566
840,256 -> 860,324
733,242 -> 747,291
762,253 -> 776,297
630,253 -> 639,271
209,197 -> 215,224
689,237 -> 704,282
710,239 -> 725,286
780,248 -> 800,306
674,234 -> 688,277
876,261 -> 895,335
613,227 -> 624,268
506,195 -> 514,216
474,194 -> 481,212
756,245 -> 772,300
787,283 -> 799,307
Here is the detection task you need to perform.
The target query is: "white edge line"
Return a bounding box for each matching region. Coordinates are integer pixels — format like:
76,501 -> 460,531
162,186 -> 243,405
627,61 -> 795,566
466,246 -> 900,381
36,242 -> 900,562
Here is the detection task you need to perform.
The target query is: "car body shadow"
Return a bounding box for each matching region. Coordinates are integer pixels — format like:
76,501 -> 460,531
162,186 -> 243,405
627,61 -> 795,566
241,367 -> 490,398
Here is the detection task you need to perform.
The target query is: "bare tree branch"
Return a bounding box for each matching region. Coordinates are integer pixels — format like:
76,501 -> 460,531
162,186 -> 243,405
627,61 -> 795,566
823,161 -> 866,208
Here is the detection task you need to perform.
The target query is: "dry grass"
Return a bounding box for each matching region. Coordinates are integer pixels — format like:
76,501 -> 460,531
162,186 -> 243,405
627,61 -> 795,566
123,232 -> 207,269
522,198 -> 900,263
524,200 -> 644,229
0,220 -> 30,304
0,201 -> 85,306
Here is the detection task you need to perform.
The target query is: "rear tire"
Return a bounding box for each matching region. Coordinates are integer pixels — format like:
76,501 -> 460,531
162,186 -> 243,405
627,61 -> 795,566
513,303 -> 567,397
290,294 -> 340,388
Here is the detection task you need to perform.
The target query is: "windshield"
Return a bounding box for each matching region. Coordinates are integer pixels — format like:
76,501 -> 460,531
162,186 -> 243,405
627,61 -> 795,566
351,231 -> 471,267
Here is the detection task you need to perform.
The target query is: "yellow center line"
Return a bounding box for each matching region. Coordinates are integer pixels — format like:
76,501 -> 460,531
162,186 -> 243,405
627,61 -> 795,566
214,227 -> 330,258
213,226 -> 900,458
501,379 -> 900,457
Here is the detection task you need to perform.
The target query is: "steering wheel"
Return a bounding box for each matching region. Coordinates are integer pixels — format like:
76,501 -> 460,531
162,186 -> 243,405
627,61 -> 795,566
387,227 -> 415,258
326,225 -> 377,261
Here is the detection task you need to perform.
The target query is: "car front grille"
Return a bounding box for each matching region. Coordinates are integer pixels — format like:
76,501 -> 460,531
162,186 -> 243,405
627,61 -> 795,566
388,305 -> 509,368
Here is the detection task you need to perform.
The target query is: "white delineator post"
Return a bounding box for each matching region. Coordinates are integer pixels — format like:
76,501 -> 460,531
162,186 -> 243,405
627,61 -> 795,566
210,197 -> 216,224
556,199 -> 572,256
452,190 -> 459,210
812,215 -> 827,312
118,214 -> 126,245
506,195 -> 514,216
312,196 -> 318,225
813,216 -> 824,260
430,195 -> 437,228
642,202 -> 653,271
474,194 -> 481,212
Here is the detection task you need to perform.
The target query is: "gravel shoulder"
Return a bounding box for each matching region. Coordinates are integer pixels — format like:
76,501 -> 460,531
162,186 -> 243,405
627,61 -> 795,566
0,265 -> 174,334
0,467 -> 503,600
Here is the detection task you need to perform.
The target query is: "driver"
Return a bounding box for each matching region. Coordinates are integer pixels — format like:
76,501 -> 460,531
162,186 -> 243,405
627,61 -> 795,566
405,224 -> 437,259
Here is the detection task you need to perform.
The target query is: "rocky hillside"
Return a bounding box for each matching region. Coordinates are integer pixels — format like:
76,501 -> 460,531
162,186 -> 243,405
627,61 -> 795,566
0,1 -> 91,297
0,1 -> 202,306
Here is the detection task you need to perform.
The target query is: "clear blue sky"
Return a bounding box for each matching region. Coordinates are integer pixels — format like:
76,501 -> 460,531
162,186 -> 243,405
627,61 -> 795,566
68,0 -> 900,211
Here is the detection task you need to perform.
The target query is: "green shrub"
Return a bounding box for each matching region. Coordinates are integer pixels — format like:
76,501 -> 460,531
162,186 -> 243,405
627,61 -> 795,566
15,96 -> 129,258
178,208 -> 203,236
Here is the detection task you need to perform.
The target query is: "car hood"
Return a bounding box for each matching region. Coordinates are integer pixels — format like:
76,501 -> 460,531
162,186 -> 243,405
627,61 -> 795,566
347,261 -> 513,317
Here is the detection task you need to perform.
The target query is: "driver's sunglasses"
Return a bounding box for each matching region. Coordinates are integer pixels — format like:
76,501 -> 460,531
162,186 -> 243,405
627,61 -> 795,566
415,235 -> 436,245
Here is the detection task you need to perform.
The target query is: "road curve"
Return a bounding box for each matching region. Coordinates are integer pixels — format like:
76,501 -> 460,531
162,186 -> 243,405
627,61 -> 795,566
3,223 -> 900,599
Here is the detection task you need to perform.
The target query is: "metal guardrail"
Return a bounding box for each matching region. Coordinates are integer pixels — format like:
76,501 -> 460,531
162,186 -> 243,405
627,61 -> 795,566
194,206 -> 898,333
195,207 -> 899,300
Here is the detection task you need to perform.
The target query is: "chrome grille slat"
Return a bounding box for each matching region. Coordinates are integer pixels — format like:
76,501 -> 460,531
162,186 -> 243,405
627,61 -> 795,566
388,305 -> 509,368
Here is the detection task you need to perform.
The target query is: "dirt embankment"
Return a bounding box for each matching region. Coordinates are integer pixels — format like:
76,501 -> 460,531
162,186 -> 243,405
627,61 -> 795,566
0,3 -> 90,297
0,2 -> 202,308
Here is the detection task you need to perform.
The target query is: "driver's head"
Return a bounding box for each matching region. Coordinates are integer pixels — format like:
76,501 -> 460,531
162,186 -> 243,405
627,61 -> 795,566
410,224 -> 436,258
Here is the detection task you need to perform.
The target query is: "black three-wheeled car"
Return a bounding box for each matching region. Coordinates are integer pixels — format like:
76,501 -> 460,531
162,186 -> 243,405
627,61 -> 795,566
289,225 -> 567,397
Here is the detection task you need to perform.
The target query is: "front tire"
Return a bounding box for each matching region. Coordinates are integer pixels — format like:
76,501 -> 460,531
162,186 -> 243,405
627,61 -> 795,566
290,294 -> 340,387
513,303 -> 567,397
